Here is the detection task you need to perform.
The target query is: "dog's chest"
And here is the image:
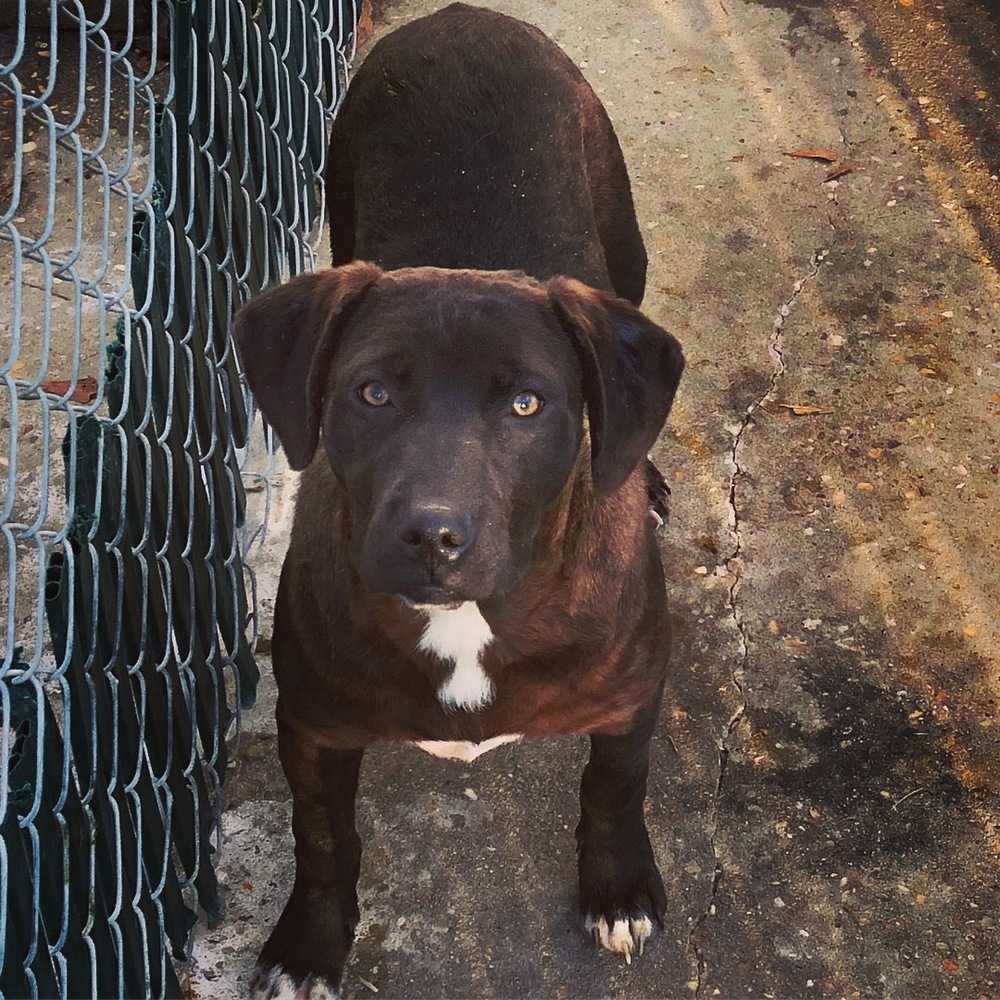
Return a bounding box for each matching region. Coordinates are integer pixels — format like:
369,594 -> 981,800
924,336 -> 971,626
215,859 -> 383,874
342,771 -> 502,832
416,602 -> 496,711
355,598 -> 651,748
409,602 -> 522,760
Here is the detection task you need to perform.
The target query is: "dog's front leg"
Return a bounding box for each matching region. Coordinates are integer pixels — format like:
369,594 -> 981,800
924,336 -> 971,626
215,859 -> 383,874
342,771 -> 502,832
577,705 -> 666,963
252,721 -> 364,999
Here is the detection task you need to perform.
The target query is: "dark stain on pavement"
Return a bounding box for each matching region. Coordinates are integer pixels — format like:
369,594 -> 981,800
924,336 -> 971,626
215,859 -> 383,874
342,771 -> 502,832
738,665 -> 968,862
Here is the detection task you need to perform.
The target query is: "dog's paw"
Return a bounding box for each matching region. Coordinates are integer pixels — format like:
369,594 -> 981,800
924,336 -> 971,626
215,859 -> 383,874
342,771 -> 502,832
578,823 -> 666,964
584,913 -> 654,964
253,884 -> 354,998
250,964 -> 341,1000
644,456 -> 671,530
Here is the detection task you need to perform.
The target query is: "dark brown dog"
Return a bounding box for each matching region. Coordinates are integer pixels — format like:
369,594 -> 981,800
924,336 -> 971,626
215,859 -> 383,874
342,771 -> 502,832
234,5 -> 684,997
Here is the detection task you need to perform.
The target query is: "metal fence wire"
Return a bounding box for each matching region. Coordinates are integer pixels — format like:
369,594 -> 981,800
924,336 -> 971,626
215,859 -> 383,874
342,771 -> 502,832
0,0 -> 358,995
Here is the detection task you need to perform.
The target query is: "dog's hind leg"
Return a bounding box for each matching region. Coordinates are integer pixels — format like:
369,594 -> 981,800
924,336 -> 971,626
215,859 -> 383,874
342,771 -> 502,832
252,725 -> 365,1000
576,701 -> 667,963
582,96 -> 648,307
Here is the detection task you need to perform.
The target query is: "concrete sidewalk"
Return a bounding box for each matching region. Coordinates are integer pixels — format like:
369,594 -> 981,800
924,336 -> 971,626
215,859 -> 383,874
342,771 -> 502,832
189,0 -> 1000,996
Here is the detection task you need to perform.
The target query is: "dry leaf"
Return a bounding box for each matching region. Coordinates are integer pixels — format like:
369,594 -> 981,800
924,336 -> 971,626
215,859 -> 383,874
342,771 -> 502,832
779,403 -> 827,415
899,0 -> 914,6
826,162 -> 855,181
868,447 -> 884,459
357,0 -> 375,47
963,625 -> 978,638
784,147 -> 839,163
975,89 -> 988,100
40,376 -> 99,403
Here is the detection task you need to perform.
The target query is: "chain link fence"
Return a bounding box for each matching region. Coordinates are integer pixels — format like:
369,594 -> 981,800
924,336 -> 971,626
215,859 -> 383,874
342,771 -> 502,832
0,0 -> 358,995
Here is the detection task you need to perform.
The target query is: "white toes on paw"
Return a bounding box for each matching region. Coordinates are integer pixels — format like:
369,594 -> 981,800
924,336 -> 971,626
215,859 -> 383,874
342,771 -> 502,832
251,965 -> 341,1000
585,913 -> 654,964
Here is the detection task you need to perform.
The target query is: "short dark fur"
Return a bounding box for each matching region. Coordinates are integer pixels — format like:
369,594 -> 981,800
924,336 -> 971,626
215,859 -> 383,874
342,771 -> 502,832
234,5 -> 684,995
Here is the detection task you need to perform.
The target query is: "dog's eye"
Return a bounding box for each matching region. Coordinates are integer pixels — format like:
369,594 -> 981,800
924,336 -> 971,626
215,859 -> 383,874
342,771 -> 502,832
359,381 -> 390,407
511,391 -> 543,417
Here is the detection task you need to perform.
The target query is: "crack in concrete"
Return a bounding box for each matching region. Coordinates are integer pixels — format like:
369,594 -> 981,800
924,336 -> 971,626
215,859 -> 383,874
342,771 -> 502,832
685,248 -> 827,996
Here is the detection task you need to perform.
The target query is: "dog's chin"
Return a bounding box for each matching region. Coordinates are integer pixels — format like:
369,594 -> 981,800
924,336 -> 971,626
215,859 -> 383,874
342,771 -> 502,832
388,561 -> 528,611
362,563 -> 516,610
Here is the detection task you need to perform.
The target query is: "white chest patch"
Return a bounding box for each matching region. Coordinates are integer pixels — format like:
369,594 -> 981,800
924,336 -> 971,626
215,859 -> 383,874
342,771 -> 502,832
417,601 -> 495,710
414,733 -> 523,762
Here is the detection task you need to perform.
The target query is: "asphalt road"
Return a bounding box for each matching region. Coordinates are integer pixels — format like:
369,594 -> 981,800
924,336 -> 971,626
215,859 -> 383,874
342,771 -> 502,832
190,1 -> 1000,996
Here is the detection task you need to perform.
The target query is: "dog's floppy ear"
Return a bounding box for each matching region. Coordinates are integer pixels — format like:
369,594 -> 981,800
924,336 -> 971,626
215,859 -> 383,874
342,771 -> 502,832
233,262 -> 382,469
547,277 -> 684,497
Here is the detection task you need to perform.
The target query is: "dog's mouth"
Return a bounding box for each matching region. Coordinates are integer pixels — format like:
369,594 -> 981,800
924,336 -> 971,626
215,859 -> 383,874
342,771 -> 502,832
395,587 -> 466,612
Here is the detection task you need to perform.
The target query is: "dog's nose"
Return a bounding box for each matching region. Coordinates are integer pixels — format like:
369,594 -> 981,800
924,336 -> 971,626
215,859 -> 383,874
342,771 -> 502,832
400,509 -> 475,565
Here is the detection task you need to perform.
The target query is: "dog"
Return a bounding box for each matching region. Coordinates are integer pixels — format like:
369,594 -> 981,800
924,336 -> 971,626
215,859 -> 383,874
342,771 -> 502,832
234,5 -> 684,996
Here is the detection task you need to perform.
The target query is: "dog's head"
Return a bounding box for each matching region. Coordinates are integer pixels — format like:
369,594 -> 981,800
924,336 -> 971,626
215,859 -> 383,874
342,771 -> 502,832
234,264 -> 683,606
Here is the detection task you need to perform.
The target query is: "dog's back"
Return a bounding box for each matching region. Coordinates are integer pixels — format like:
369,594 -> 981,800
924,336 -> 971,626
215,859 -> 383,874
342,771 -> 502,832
327,2 -> 647,303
